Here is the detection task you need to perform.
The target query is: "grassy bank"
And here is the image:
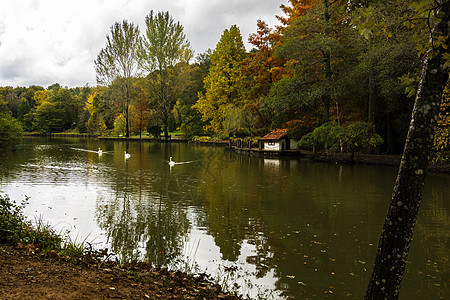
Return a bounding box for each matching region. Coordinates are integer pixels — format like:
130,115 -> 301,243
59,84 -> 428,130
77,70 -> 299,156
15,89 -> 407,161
0,195 -> 239,299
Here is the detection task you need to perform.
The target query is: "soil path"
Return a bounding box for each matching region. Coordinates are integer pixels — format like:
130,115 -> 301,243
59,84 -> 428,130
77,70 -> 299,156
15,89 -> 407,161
0,246 -> 237,300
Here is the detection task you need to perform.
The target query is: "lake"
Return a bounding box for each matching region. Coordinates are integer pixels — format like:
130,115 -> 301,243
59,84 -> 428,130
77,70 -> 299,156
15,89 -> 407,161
0,137 -> 448,299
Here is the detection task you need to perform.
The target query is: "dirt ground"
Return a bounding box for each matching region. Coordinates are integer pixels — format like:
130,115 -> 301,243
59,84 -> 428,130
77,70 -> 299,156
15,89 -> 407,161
0,245 -> 238,300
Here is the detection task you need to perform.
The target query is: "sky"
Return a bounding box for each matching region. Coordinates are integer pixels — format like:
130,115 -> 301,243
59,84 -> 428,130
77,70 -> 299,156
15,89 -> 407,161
0,0 -> 286,88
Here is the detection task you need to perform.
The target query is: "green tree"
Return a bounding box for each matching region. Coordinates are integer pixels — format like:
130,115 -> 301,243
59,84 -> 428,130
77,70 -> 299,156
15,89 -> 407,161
33,101 -> 65,133
95,20 -> 140,137
138,10 -> 193,139
176,50 -> 212,138
32,88 -> 79,133
194,25 -> 247,136
0,113 -> 23,148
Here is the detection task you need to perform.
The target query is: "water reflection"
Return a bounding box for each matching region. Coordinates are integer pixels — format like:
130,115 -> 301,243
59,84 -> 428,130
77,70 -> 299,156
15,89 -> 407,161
0,137 -> 448,299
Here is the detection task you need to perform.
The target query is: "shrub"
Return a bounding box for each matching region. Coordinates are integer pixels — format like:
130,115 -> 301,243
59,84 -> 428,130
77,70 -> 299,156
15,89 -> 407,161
0,195 -> 62,250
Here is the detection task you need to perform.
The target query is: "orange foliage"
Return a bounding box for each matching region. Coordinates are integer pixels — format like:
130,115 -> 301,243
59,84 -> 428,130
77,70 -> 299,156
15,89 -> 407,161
276,0 -> 317,28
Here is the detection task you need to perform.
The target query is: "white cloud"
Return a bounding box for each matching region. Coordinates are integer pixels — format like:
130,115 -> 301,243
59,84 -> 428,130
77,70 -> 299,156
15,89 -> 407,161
0,0 -> 286,88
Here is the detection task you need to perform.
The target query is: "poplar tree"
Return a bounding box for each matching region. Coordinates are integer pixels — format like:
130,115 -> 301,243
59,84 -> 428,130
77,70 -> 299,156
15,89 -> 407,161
95,20 -> 140,137
138,11 -> 192,139
194,25 -> 247,136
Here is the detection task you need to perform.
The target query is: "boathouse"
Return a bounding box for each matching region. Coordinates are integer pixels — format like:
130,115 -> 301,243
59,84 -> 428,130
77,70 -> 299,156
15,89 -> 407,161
260,129 -> 298,152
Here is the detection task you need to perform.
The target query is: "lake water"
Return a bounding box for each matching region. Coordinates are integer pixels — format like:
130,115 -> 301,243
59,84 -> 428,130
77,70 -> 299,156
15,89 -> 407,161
0,137 -> 448,299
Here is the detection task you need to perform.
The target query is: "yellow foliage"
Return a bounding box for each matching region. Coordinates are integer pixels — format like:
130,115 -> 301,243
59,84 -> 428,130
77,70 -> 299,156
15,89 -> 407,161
33,90 -> 49,107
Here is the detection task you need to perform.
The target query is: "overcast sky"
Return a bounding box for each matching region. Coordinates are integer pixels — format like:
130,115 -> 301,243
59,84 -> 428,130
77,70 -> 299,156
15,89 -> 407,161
0,0 -> 286,88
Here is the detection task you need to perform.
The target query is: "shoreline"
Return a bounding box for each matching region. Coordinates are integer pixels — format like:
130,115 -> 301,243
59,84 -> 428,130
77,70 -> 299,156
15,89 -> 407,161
22,134 -> 450,174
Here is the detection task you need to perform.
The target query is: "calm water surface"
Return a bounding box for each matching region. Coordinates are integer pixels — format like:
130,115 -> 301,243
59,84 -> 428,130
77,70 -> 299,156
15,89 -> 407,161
0,137 -> 448,299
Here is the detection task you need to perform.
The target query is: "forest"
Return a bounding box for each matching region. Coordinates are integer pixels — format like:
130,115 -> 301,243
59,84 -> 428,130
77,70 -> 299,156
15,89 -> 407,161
0,0 -> 449,156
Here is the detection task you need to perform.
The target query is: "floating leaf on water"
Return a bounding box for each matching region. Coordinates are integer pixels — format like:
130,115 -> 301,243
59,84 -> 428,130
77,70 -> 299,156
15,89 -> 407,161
358,260 -> 366,265
109,287 -> 116,290
298,281 -> 306,286
434,284 -> 441,287
331,272 -> 335,275
350,272 -> 355,276
287,275 -> 295,279
330,258 -> 336,262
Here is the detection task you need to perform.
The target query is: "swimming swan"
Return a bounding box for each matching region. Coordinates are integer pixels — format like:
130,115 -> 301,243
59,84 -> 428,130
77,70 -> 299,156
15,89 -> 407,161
124,151 -> 131,159
98,148 -> 103,155
169,157 -> 175,167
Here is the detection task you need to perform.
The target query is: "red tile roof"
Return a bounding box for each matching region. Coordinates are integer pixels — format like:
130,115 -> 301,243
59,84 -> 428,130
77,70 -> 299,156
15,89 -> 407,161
260,129 -> 288,141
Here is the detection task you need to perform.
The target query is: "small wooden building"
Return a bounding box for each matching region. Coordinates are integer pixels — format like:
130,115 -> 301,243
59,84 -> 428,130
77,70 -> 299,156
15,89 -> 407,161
260,129 -> 298,151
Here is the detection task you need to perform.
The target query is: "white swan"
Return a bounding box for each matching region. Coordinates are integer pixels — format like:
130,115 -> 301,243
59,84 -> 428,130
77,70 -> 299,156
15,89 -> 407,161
169,156 -> 175,167
98,148 -> 103,155
124,151 -> 131,159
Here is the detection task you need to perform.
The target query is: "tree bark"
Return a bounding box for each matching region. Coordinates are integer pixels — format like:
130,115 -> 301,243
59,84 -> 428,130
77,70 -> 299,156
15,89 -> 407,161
322,0 -> 332,123
365,3 -> 449,299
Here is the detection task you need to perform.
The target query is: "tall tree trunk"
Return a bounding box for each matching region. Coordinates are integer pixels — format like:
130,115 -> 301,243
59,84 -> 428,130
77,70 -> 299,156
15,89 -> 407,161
323,0 -> 332,123
125,82 -> 130,138
365,4 -> 449,299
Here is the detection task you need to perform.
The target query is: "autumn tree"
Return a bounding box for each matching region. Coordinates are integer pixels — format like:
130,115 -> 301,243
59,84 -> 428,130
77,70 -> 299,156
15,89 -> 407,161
85,91 -> 107,135
273,0 -> 358,126
356,1 -> 450,298
138,11 -> 192,139
243,20 -> 285,133
130,81 -> 151,138
194,25 -> 247,136
95,20 -> 140,137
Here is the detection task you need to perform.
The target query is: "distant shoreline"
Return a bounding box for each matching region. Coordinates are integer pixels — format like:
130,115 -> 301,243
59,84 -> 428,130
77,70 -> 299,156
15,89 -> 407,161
21,134 -> 450,174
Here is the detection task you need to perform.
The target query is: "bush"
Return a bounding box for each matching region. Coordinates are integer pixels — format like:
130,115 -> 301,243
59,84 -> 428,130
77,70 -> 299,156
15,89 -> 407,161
298,121 -> 383,158
147,125 -> 162,138
0,195 -> 62,250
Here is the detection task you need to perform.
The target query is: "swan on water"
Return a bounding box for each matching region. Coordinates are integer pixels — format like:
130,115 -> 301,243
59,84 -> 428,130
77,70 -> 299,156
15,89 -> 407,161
124,151 -> 131,159
98,148 -> 103,155
169,157 -> 175,167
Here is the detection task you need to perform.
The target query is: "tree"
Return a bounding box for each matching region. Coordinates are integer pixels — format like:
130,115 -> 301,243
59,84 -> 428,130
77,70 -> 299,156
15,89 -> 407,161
243,20 -> 285,133
274,0 -> 357,126
130,81 -> 151,138
0,113 -> 23,148
194,25 -> 247,136
363,1 -> 449,299
33,101 -> 65,133
175,50 -> 211,138
138,10 -> 193,139
85,92 -> 107,135
95,20 -> 140,137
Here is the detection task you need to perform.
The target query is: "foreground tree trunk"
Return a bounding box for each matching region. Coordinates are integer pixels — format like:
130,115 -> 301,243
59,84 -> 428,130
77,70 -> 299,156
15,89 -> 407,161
365,3 -> 449,299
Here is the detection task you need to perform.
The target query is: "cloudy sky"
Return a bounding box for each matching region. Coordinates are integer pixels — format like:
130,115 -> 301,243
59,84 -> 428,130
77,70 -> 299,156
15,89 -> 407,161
0,0 -> 286,88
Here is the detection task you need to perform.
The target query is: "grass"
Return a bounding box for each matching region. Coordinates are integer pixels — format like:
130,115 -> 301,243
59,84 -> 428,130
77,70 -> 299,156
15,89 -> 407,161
0,194 -> 86,258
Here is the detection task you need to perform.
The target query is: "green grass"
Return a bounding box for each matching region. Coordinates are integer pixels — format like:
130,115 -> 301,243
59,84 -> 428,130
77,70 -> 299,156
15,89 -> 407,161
0,195 -> 86,258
